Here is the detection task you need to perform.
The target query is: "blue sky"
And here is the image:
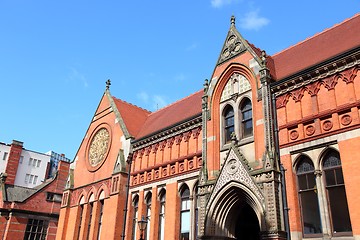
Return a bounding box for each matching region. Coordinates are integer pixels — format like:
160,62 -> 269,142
0,0 -> 359,160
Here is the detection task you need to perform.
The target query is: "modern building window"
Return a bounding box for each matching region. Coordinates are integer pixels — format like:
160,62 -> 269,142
323,150 -> 352,235
32,159 -> 37,167
2,152 -> 8,161
86,202 -> 94,240
240,98 -> 253,138
97,200 -> 104,240
24,218 -> 49,240
145,192 -> 152,240
29,158 -> 33,165
19,156 -> 24,163
158,190 -> 166,240
37,160 -> 41,167
132,195 -> 139,240
25,174 -> 30,184
180,185 -> 191,240
77,204 -> 84,240
223,105 -> 234,143
33,175 -> 38,184
296,156 -> 322,236
29,175 -> 34,184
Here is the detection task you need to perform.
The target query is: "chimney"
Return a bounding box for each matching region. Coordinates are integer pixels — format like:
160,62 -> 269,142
55,160 -> 70,191
4,140 -> 23,185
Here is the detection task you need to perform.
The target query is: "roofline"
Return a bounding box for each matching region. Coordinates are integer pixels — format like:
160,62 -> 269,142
270,45 -> 360,88
272,13 -> 360,58
132,113 -> 202,144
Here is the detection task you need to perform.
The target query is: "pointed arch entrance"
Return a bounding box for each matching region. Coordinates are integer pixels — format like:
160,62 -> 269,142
204,182 -> 264,240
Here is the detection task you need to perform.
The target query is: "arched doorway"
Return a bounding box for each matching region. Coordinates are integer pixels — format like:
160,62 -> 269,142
205,183 -> 264,239
235,203 -> 260,240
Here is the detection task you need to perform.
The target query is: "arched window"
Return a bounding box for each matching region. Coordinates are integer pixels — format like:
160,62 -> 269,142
86,202 -> 94,240
97,200 -> 104,240
240,98 -> 253,138
296,156 -> 322,236
180,185 -> 191,240
158,190 -> 166,240
145,193 -> 152,240
132,196 -> 139,240
76,199 -> 85,240
323,150 -> 352,235
223,106 -> 234,143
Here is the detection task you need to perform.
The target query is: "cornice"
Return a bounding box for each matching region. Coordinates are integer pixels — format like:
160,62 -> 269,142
271,47 -> 360,96
132,115 -> 202,151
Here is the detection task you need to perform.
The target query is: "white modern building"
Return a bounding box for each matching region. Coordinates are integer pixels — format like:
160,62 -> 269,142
0,140 -> 52,188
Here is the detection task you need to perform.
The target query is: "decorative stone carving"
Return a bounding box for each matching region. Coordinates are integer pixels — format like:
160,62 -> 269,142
322,75 -> 338,90
276,94 -> 290,109
305,82 -> 321,96
322,120 -> 333,131
207,147 -> 264,211
305,125 -> 315,136
341,114 -> 352,126
162,167 -> 167,177
88,128 -> 110,167
291,88 -> 305,102
289,130 -> 299,140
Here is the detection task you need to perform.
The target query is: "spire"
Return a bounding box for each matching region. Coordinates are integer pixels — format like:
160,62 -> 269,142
106,79 -> 111,90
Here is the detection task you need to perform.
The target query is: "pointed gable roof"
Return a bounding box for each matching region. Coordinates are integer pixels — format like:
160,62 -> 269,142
135,90 -> 203,139
112,97 -> 151,138
272,13 -> 360,80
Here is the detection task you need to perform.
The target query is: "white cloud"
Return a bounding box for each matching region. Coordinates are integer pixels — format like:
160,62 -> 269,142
174,73 -> 186,81
186,43 -> 197,51
211,0 -> 235,8
239,10 -> 269,31
152,95 -> 167,110
68,68 -> 88,88
136,91 -> 149,103
137,91 -> 168,111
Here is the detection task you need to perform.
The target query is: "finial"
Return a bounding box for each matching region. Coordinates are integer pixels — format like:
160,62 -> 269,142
106,79 -> 111,90
203,79 -> 209,93
231,15 -> 236,26
261,50 -> 267,65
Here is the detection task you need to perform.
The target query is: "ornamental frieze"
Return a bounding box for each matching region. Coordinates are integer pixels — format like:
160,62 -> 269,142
275,65 -> 359,109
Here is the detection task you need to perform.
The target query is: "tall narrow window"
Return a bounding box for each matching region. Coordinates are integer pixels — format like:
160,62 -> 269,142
145,193 -> 152,240
180,185 -> 191,240
132,196 -> 139,240
97,200 -> 104,240
240,98 -> 253,138
194,185 -> 199,239
323,150 -> 352,235
158,190 -> 166,240
77,204 -> 84,240
224,106 -> 234,143
86,202 -> 94,240
296,157 -> 322,236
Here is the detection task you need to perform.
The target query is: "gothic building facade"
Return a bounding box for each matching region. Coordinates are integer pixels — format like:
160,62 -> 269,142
57,14 -> 360,240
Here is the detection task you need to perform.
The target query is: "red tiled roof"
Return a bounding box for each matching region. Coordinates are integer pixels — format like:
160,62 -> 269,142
112,97 -> 151,137
272,13 -> 360,80
135,90 -> 203,139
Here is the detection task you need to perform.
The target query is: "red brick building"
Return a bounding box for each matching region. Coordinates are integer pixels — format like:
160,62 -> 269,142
57,14 -> 360,240
0,141 -> 70,240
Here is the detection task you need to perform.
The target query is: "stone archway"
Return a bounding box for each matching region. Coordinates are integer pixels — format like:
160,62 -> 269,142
234,203 -> 260,240
203,183 -> 265,239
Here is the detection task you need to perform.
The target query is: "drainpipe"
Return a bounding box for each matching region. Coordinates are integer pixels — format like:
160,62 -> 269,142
121,153 -> 133,240
271,93 -> 291,240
